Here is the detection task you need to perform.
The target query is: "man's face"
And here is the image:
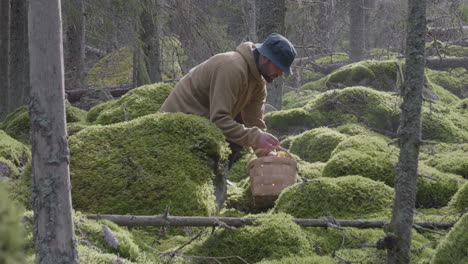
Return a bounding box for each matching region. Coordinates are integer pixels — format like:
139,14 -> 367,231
258,57 -> 283,83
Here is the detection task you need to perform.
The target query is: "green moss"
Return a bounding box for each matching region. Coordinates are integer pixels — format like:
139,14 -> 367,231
290,127 -> 347,162
87,46 -> 133,87
335,123 -> 390,141
274,176 -> 394,218
225,178 -> 254,213
256,255 -> 335,264
425,151 -> 468,179
265,87 -> 401,137
67,122 -> 90,137
314,54 -> 349,65
426,68 -> 468,99
68,113 -> 229,216
416,164 -> 465,208
88,82 -> 175,125
298,161 -> 325,179
430,213 -> 468,264
282,89 -> 320,110
1,105 -> 88,144
227,148 -> 252,183
187,213 -> 314,264
0,130 -> 30,179
448,182 -> 468,213
0,181 -> 25,264
421,105 -> 468,143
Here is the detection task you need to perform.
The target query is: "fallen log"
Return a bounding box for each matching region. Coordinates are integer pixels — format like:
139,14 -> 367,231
86,214 -> 455,229
66,83 -> 133,102
426,56 -> 468,70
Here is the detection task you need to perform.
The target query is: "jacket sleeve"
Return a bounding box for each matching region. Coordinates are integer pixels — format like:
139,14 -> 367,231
241,82 -> 266,131
208,65 -> 261,147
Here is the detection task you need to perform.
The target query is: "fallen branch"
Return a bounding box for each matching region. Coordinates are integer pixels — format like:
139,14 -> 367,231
86,214 -> 455,229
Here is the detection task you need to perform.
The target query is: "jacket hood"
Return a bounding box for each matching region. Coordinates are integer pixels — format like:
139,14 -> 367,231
236,42 -> 263,82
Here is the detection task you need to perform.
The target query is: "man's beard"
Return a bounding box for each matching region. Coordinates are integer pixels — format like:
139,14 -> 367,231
259,63 -> 274,83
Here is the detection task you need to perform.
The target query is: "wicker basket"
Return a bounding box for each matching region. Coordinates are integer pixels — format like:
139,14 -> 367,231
247,146 -> 298,199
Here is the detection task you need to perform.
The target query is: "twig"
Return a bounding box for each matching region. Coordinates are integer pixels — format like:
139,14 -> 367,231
418,174 -> 438,181
160,230 -> 208,257
333,251 -> 360,264
413,224 -> 446,236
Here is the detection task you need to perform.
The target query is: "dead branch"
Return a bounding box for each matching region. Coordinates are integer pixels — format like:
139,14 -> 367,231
160,230 -> 208,258
86,214 -> 455,229
412,224 -> 446,236
101,225 -> 120,249
426,56 -> 468,70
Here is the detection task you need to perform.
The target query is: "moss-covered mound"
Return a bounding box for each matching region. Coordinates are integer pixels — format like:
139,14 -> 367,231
1,105 -> 87,144
290,127 -> 347,163
430,213 -> 468,264
22,211 -> 155,264
448,181 -> 468,213
426,68 -> 468,99
0,130 -> 30,179
425,151 -> 468,179
298,161 -> 325,179
265,87 -> 401,137
187,213 -> 314,264
323,135 -> 397,185
416,164 -> 465,208
421,103 -> 468,143
87,82 -> 175,125
274,176 -> 394,218
69,113 -> 229,216
335,123 -> 390,140
0,181 -> 25,264
255,255 -> 335,264
87,46 -> 133,87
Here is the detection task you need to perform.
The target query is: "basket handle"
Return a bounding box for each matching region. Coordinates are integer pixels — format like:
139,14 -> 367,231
246,145 -> 296,166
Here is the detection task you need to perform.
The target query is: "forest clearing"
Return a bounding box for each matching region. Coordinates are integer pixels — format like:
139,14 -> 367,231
0,0 -> 467,264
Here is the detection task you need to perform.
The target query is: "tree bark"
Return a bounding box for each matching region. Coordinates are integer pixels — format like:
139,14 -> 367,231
29,0 -> 79,263
138,4 -> 162,85
0,0 -> 10,120
64,0 -> 87,90
86,214 -> 455,229
386,0 -> 426,263
256,0 -> 286,110
9,0 -> 29,115
349,0 -> 366,62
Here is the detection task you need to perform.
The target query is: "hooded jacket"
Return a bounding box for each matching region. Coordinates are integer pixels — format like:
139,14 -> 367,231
160,42 -> 266,147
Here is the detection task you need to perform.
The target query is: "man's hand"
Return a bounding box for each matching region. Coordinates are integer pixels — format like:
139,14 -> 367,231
255,131 -> 279,151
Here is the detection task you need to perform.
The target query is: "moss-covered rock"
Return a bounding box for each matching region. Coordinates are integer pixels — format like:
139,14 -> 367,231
298,161 -> 325,179
87,46 -> 133,87
226,148 -> 252,183
186,213 -> 314,264
290,127 -> 348,163
416,164 -> 465,208
425,151 -> 468,179
421,105 -> 468,143
88,82 -> 175,125
430,213 -> 468,264
69,113 -> 229,216
426,68 -> 468,99
0,181 -> 25,264
0,130 -> 30,179
255,255 -> 335,264
274,176 -> 394,218
1,105 -> 87,144
448,182 -> 468,213
323,135 -> 397,186
265,87 -> 401,137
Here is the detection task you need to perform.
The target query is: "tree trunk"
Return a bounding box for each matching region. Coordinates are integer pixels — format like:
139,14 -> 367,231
9,0 -> 29,114
349,0 -> 366,62
317,0 -> 335,54
29,0 -> 79,263
0,0 -> 10,120
138,5 -> 162,85
386,0 -> 426,263
86,214 -> 455,229
426,56 -> 468,70
256,0 -> 286,110
244,0 -> 257,42
64,0 -> 87,90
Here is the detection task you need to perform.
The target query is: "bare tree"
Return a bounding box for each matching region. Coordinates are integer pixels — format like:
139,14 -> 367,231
8,0 -> 29,115
349,0 -> 366,61
64,0 -> 87,90
385,0 -> 427,263
0,0 -> 10,120
29,0 -> 79,262
256,0 -> 286,110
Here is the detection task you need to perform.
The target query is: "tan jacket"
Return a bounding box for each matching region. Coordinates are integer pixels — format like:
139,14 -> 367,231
160,42 -> 266,147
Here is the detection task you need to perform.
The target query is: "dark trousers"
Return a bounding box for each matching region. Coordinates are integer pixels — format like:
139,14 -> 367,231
214,114 -> 245,211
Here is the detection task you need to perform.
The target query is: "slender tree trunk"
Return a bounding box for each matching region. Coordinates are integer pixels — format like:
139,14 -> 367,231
0,0 -> 10,120
29,0 -> 79,263
138,5 -> 162,84
349,0 -> 366,62
386,0 -> 426,263
256,0 -> 286,110
9,0 -> 30,113
317,0 -> 334,54
64,0 -> 86,90
243,0 -> 257,42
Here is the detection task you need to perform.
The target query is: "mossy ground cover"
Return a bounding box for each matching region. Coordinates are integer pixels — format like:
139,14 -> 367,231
68,113 -> 229,216
289,127 -> 348,163
0,130 -> 30,179
430,213 -> 468,264
273,176 -> 394,219
448,181 -> 468,213
0,105 -> 88,144
87,82 -> 175,125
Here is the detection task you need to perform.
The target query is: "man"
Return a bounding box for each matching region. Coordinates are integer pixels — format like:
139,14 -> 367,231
160,33 -> 296,209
